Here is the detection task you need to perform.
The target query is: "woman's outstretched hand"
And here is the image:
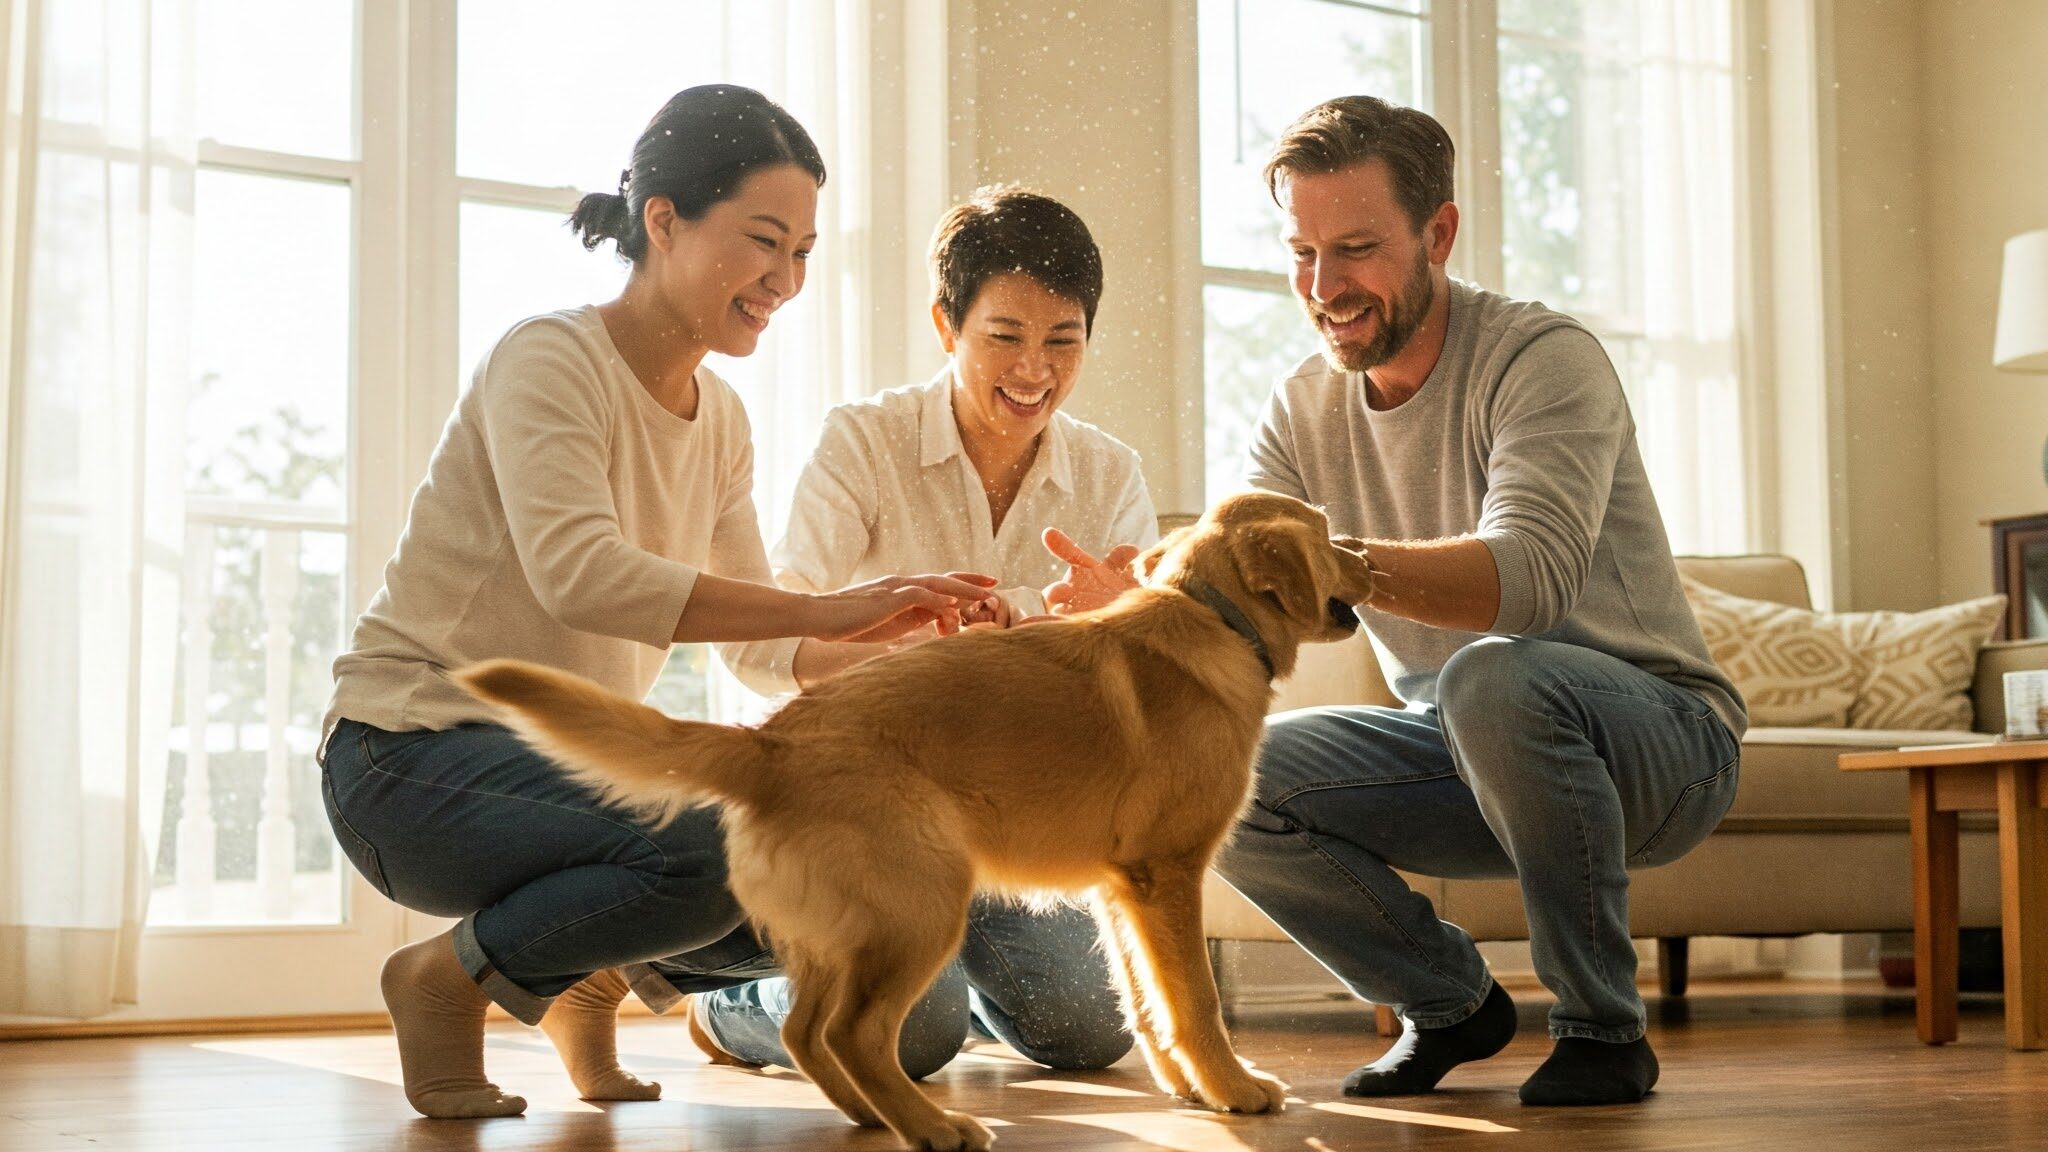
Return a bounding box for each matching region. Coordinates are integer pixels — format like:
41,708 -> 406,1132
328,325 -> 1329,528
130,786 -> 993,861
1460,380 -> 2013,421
807,572 -> 1000,644
1040,528 -> 1142,616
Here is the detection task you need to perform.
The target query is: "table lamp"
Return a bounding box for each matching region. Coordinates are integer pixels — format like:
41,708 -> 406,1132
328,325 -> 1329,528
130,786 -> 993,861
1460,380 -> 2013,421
1994,227 -> 2048,484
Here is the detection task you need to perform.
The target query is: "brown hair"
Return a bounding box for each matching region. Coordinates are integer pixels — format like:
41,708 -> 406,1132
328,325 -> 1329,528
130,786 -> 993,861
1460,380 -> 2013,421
1263,96 -> 1455,232
928,185 -> 1104,335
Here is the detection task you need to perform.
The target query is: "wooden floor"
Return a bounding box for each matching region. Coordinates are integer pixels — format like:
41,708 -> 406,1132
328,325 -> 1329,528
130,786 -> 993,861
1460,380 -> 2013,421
4,981 -> 2046,1151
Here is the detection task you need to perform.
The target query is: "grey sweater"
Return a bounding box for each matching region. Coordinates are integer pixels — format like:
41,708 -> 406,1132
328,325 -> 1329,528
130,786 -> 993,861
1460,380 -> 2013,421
1247,279 -> 1746,738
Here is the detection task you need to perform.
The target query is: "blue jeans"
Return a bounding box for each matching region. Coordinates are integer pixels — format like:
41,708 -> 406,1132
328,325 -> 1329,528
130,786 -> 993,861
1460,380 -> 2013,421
668,899 -> 1131,1076
321,719 -> 1128,1073
1215,637 -> 1741,1043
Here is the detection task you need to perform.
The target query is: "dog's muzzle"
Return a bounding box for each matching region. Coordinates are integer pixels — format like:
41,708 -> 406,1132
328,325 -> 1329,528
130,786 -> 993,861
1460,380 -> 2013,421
1327,598 -> 1360,630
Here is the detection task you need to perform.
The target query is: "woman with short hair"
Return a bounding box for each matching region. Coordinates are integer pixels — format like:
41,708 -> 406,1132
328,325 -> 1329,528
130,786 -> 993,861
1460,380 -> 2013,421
704,186 -> 1156,1075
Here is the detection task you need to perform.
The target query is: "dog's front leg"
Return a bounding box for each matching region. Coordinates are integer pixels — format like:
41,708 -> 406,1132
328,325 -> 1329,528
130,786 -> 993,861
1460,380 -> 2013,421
1108,863 -> 1287,1114
1090,893 -> 1194,1099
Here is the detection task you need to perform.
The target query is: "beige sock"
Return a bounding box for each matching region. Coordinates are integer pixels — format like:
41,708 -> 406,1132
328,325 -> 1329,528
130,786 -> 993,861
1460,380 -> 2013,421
379,929 -> 527,1118
539,968 -> 662,1100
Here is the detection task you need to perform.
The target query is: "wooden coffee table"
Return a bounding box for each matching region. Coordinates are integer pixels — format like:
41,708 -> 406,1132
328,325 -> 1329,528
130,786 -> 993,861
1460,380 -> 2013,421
1839,740 -> 2048,1049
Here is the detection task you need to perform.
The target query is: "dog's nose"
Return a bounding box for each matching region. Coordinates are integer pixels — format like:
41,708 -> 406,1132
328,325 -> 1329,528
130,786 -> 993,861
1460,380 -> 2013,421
1327,598 -> 1360,629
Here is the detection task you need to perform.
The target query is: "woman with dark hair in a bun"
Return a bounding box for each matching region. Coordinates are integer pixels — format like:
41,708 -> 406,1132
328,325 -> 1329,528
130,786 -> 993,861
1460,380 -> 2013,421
317,85 -> 996,1119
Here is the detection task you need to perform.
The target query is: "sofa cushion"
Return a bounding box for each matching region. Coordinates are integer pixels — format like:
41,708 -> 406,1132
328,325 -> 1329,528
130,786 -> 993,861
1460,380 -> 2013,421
1681,576 -> 1865,726
1724,726 -> 1986,824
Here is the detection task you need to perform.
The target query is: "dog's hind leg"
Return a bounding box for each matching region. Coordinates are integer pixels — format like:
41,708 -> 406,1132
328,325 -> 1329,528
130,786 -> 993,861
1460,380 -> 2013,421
777,951 -> 883,1128
1090,893 -> 1194,1099
817,910 -> 991,1151
1107,860 -> 1287,1115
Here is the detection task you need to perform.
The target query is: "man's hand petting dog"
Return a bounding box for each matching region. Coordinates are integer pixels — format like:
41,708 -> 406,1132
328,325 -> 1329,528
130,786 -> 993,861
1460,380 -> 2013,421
1041,528 -> 1142,616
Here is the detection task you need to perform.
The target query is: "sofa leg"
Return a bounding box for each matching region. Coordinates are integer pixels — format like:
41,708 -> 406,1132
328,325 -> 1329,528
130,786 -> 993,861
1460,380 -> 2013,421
1658,936 -> 1690,998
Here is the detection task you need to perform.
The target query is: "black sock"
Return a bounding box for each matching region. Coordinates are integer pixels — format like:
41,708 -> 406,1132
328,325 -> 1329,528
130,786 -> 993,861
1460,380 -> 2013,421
1518,1036 -> 1659,1105
1342,982 -> 1517,1097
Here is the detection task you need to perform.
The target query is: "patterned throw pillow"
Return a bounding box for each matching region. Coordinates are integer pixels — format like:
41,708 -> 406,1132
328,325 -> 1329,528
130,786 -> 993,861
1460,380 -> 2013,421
1820,597 -> 2007,729
1680,576 -> 1865,727
1680,577 -> 2008,731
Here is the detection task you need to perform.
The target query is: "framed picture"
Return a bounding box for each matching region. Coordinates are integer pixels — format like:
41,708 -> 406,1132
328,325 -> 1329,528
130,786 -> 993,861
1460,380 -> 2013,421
1989,511 -> 2048,640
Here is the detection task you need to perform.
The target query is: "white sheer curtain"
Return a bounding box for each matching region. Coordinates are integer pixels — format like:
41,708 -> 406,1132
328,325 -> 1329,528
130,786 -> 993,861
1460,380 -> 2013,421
0,0 -> 193,1017
1614,0 -> 1743,557
1569,0 -> 1745,555
1499,0 -> 1745,556
703,0 -> 876,721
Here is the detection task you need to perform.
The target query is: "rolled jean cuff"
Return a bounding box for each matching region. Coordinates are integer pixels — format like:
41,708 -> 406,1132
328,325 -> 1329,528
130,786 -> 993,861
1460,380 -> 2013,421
1403,972 -> 1496,1031
1550,1021 -> 1647,1043
453,915 -> 553,1026
622,962 -> 686,1014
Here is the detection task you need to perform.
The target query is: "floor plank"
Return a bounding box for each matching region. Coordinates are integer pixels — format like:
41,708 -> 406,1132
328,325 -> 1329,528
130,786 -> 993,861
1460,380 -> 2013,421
3,981 -> 2045,1151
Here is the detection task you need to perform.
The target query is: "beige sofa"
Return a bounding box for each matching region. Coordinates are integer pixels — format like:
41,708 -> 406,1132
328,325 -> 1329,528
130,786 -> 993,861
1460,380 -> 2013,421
1203,553 -> 2048,997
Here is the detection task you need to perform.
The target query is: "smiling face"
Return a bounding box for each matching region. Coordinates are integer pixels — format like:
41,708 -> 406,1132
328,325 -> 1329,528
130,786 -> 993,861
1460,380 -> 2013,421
938,272 -> 1088,444
645,162 -> 820,358
1281,159 -> 1452,373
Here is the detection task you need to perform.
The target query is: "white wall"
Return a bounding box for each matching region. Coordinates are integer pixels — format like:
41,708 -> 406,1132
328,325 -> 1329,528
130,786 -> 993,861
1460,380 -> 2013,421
950,0 -> 1199,510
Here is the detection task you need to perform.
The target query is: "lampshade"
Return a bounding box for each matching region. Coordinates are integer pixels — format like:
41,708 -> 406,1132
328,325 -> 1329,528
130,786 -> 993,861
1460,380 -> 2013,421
1994,227 -> 2048,373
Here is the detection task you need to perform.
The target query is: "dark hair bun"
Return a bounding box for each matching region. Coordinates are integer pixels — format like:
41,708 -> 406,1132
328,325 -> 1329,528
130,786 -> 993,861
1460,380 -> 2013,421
564,85 -> 827,263
568,191 -> 633,252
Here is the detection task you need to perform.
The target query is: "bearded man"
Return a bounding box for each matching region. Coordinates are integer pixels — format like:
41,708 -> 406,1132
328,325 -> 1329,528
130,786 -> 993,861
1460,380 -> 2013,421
1209,96 -> 1749,1107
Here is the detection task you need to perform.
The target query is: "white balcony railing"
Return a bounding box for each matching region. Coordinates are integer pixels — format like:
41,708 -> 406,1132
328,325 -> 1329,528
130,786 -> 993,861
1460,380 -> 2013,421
158,498 -> 346,927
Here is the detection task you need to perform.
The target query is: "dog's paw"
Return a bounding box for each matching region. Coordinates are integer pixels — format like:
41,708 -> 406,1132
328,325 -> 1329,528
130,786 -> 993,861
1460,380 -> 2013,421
1192,1067 -> 1289,1115
897,1110 -> 994,1150
945,1110 -> 995,1150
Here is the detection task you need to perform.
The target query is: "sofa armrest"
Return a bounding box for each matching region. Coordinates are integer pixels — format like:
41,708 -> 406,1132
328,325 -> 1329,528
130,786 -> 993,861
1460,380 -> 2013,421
1974,638 -> 2048,733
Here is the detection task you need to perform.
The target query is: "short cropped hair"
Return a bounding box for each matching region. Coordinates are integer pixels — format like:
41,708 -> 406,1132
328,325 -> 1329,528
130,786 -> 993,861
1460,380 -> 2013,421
928,185 -> 1104,335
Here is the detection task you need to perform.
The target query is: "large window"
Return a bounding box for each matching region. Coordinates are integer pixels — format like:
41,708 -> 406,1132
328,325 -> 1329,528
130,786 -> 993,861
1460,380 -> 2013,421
1198,0 -> 1747,555
4,1 -> 870,934
1197,0 -> 1428,501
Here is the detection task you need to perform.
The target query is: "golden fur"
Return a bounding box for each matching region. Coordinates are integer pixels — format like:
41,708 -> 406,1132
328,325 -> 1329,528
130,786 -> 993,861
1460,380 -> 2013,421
456,491 -> 1375,1151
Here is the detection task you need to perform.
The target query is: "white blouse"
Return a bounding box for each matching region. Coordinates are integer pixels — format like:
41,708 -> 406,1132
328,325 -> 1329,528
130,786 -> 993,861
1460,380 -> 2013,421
721,370 -> 1158,695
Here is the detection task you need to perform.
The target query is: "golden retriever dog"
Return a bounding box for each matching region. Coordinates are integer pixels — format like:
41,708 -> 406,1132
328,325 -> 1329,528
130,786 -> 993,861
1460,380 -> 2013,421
456,491 -> 1374,1151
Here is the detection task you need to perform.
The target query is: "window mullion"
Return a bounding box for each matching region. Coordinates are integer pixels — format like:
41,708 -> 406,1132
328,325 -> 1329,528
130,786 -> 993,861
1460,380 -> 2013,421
1201,265 -> 1290,295
455,177 -> 583,214
194,141 -> 357,184
402,0 -> 461,506
355,0 -> 406,650
1435,0 -> 1503,289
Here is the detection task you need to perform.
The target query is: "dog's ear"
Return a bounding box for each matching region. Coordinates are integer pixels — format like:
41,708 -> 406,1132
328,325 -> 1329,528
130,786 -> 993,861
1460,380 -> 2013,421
1138,525 -> 1195,580
1234,522 -> 1326,626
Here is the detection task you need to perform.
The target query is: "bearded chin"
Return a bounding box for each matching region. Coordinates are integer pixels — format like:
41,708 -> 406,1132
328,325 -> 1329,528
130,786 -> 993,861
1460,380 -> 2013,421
1319,258 -> 1435,373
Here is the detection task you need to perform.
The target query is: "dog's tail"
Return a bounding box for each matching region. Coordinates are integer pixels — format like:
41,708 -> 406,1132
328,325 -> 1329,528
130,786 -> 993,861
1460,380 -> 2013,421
455,658 -> 777,825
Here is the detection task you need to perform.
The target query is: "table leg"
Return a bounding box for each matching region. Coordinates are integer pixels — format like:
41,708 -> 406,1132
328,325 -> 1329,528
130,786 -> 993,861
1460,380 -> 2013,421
1911,768 -> 1959,1045
1998,762 -> 2047,1050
